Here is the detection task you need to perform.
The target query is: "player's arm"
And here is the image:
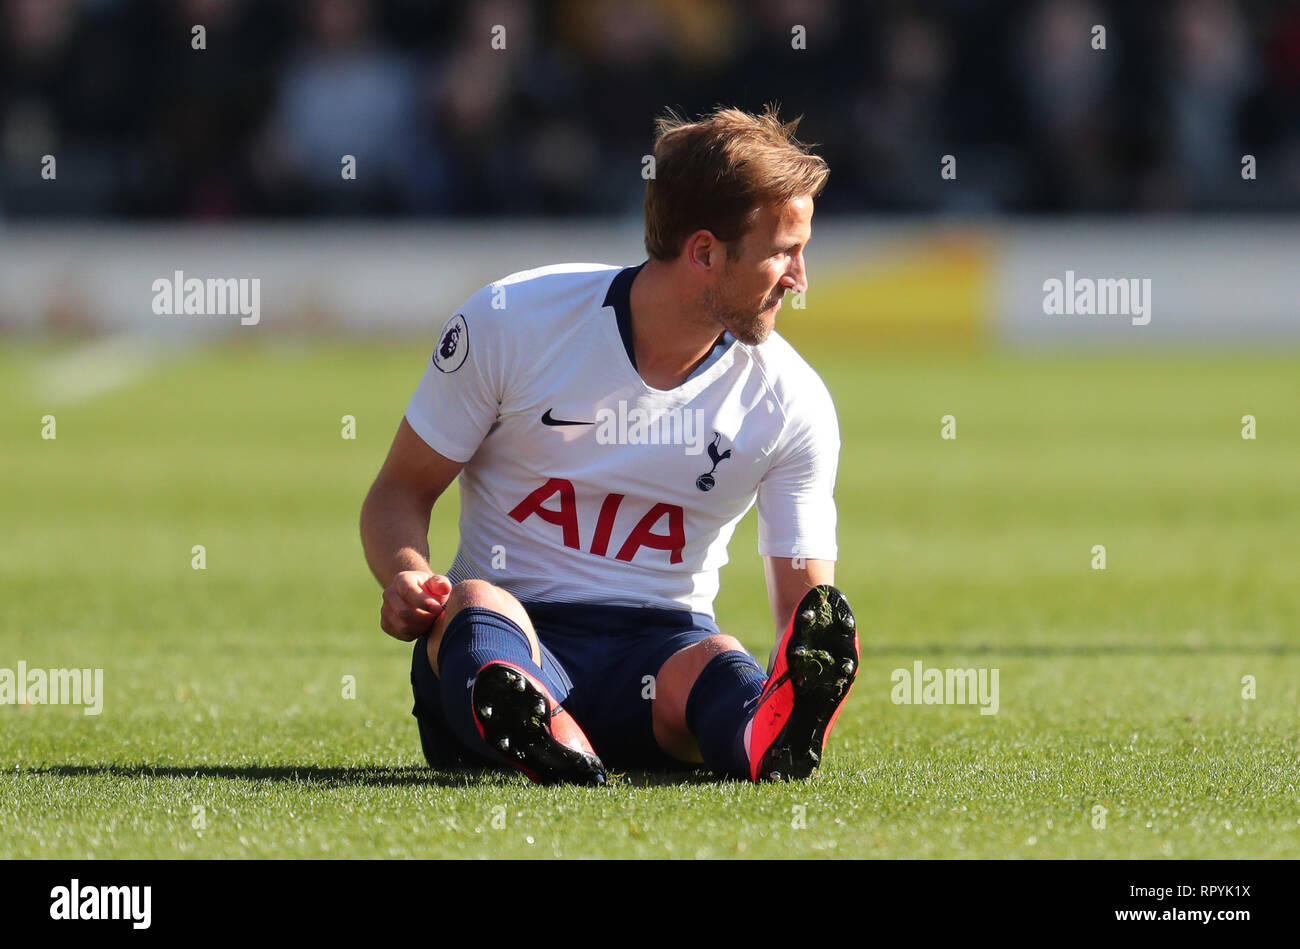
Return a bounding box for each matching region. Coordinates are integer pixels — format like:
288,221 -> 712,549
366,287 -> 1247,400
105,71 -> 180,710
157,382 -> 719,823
755,371 -> 841,669
360,417 -> 464,641
762,555 -> 835,670
365,289 -> 505,641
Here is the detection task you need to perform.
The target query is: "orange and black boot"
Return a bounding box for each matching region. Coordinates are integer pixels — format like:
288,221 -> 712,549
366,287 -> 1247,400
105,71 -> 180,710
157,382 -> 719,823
749,585 -> 859,781
472,661 -> 607,786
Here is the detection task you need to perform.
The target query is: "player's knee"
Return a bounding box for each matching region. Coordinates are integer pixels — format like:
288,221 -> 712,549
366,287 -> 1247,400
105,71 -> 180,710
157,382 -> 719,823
656,634 -> 749,705
442,578 -> 517,615
693,634 -> 748,662
428,579 -> 536,678
443,578 -> 502,611
441,579 -> 530,631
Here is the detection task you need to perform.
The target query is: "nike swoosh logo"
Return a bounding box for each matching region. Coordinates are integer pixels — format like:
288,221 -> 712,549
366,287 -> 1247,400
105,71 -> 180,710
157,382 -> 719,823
541,409 -> 595,427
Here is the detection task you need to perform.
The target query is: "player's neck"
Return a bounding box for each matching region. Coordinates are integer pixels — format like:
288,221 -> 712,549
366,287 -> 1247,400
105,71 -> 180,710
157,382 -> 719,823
627,260 -> 726,391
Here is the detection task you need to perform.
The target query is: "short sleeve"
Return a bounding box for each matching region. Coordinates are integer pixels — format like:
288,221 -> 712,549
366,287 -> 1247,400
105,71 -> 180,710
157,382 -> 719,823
404,302 -> 503,463
756,383 -> 840,562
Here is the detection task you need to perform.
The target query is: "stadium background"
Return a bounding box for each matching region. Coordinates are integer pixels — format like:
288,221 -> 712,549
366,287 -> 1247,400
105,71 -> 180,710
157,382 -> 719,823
1,0 -> 1297,859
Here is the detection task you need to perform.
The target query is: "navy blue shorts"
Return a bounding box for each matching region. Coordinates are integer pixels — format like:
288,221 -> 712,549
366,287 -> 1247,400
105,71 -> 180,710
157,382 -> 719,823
410,601 -> 723,770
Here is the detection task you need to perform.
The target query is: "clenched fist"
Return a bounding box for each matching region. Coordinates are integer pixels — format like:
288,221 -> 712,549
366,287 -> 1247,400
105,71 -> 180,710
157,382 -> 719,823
380,571 -> 453,641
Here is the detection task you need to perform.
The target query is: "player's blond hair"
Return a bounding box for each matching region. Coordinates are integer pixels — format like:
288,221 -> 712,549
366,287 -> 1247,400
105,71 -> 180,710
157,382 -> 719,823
644,104 -> 829,262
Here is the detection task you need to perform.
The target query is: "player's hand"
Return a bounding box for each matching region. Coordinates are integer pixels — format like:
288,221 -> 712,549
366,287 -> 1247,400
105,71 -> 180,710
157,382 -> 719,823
380,571 -> 453,642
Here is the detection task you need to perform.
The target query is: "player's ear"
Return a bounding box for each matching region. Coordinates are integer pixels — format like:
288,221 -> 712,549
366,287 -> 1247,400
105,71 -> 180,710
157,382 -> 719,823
685,230 -> 719,272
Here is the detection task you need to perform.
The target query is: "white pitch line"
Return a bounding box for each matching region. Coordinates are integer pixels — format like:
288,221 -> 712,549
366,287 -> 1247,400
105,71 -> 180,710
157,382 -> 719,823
30,334 -> 191,406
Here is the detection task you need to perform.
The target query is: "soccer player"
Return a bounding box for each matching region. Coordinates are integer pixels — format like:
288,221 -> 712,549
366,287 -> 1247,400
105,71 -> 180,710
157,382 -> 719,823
360,106 -> 858,785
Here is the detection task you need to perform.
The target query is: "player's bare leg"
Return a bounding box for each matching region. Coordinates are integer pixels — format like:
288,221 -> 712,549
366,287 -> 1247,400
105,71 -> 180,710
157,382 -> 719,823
653,634 -> 751,763
425,579 -> 540,677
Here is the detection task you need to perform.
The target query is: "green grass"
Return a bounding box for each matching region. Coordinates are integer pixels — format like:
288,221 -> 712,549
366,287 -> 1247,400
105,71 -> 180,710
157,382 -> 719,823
1,338 -> 1298,858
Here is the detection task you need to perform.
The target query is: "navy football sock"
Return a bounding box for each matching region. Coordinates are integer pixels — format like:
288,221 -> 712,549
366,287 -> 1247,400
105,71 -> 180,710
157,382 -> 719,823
435,606 -> 556,760
684,650 -> 767,778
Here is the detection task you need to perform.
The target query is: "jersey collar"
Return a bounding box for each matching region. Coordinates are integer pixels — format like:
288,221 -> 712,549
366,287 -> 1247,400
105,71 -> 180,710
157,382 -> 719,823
603,261 -> 736,377
603,261 -> 645,369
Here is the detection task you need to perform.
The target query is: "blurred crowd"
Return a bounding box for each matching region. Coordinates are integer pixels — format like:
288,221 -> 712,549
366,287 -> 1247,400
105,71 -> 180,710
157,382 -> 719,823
2,0 -> 1298,219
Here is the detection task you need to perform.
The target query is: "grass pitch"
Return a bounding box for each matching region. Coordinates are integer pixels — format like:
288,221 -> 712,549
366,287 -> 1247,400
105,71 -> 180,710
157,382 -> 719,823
1,337 -> 1297,858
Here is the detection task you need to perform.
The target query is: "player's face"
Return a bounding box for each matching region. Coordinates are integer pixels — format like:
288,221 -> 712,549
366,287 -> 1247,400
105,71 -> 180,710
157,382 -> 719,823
709,195 -> 813,345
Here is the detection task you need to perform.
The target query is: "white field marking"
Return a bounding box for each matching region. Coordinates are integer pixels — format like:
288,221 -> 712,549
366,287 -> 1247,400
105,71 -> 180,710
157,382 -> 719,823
31,334 -> 192,405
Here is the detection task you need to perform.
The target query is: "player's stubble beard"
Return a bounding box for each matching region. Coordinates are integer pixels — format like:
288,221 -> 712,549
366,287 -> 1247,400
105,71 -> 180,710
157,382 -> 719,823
698,279 -> 781,346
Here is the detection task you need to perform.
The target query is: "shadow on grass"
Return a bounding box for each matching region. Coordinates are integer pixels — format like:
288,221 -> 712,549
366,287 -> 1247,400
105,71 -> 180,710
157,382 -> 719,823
22,763 -> 728,789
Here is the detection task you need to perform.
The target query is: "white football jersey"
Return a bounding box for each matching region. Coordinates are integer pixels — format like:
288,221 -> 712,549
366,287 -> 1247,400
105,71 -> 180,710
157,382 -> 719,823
405,262 -> 839,616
